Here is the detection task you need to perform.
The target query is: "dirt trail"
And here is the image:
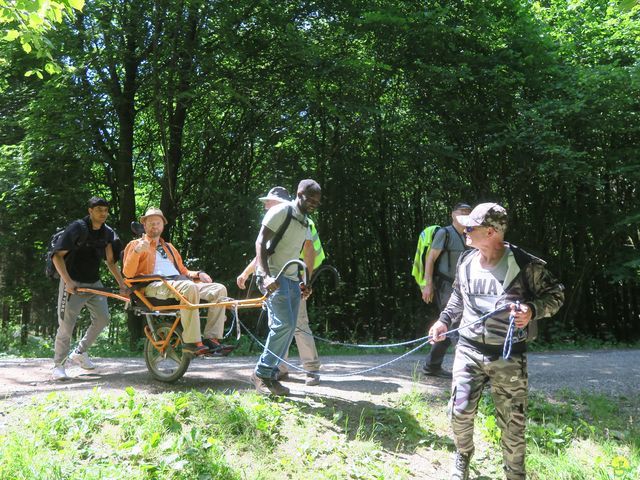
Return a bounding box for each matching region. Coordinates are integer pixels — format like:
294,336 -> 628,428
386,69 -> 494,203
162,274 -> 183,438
1,349 -> 638,404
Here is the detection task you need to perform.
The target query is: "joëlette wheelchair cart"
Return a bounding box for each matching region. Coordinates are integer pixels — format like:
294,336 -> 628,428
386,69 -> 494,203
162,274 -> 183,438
76,259 -> 310,383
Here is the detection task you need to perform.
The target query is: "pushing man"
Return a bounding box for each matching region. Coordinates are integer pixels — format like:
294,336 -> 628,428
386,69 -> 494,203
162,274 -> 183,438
51,197 -> 125,380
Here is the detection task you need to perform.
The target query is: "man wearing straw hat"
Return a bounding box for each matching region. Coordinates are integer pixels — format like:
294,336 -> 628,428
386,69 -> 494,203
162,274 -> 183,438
123,207 -> 231,356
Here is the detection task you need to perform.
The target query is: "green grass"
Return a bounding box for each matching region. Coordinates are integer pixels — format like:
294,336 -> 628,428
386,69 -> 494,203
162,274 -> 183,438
0,388 -> 412,480
1,386 -> 637,479
474,390 -> 640,479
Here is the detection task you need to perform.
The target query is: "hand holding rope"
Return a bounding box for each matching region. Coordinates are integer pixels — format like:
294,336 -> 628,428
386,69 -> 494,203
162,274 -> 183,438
503,301 -> 521,360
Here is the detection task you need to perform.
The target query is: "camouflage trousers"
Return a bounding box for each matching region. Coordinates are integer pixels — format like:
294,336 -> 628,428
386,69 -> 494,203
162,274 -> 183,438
448,343 -> 528,480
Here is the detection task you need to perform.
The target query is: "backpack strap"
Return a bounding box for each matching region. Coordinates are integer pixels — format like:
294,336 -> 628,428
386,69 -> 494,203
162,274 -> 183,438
434,226 -> 455,283
71,219 -> 90,249
162,241 -> 181,272
443,225 -> 451,277
266,206 -> 294,256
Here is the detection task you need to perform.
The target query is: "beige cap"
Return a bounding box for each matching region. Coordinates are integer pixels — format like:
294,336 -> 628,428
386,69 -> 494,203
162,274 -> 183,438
140,207 -> 168,225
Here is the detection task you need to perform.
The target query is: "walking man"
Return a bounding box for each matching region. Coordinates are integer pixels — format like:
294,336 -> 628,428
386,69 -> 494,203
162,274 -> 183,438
238,186 -> 324,386
251,179 -> 322,396
52,197 -> 125,380
421,202 -> 471,378
429,203 -> 564,480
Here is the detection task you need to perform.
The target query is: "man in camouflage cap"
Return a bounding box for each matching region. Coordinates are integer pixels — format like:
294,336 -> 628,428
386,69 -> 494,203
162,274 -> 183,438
429,202 -> 564,480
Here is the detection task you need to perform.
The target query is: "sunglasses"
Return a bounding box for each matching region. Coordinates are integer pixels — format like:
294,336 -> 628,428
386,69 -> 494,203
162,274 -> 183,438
156,244 -> 168,259
464,226 -> 487,233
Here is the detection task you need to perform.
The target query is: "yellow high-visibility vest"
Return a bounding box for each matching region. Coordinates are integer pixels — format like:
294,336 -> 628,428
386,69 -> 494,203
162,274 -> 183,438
411,225 -> 440,288
301,218 -> 325,269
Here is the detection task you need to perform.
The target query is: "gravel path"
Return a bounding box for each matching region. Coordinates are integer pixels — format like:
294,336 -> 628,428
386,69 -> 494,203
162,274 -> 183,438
1,349 -> 638,404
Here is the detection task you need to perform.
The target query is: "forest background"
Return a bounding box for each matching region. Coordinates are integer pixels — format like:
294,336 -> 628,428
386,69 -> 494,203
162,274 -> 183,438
0,0 -> 638,349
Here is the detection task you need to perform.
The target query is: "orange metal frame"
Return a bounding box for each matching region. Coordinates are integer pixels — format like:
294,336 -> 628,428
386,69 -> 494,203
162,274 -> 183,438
77,276 -> 266,355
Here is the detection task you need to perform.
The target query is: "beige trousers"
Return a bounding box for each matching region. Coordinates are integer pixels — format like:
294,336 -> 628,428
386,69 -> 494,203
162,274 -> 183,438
144,280 -> 227,343
279,298 -> 321,373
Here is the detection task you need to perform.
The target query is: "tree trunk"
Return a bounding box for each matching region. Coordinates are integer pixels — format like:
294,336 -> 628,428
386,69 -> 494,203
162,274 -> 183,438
20,300 -> 31,345
159,5 -> 199,240
113,48 -> 140,242
2,301 -> 9,329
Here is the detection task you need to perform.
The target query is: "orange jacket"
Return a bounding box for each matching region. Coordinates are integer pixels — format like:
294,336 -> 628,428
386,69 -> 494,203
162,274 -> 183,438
123,235 -> 197,279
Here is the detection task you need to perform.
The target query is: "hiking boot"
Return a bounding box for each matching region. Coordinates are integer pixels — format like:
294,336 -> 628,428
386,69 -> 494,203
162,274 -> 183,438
305,373 -> 320,386
422,366 -> 452,379
182,342 -> 209,356
251,372 -> 290,397
202,338 -> 235,357
451,451 -> 472,480
52,365 -> 69,381
68,350 -> 96,370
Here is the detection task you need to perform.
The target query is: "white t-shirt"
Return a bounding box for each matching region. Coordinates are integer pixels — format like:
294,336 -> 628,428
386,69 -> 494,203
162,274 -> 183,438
153,244 -> 180,277
259,201 -> 312,281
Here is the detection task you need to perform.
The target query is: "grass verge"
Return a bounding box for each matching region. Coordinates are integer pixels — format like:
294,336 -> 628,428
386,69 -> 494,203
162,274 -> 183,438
1,386 -> 637,479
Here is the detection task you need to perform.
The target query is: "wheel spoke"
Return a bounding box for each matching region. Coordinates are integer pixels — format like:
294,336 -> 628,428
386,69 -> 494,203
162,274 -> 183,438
165,346 -> 182,364
144,321 -> 190,382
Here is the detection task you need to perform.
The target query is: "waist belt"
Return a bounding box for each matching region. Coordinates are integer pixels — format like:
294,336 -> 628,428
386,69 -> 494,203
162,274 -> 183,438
459,336 -> 527,356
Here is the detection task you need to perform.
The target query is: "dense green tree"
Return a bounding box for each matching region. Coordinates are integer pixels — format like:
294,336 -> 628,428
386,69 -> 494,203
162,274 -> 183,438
0,0 -> 638,346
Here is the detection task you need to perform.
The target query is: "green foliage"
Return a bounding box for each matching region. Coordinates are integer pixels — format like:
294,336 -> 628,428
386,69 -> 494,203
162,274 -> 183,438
0,389 -> 416,479
0,0 -> 639,346
0,0 -> 83,71
475,390 -> 640,478
0,387 -> 639,478
0,324 -> 54,357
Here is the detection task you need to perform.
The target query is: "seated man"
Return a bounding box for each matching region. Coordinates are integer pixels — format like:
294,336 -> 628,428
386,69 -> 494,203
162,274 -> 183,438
122,207 -> 230,355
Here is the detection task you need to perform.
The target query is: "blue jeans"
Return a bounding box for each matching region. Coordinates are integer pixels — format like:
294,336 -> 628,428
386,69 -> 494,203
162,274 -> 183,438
255,277 -> 300,379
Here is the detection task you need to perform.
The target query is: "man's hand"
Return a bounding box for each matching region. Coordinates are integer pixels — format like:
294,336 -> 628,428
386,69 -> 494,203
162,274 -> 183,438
134,238 -> 150,254
300,283 -> 312,300
65,280 -> 79,294
263,276 -> 279,294
237,274 -> 248,289
196,271 -> 212,283
511,302 -> 533,328
421,284 -> 434,304
428,320 -> 448,343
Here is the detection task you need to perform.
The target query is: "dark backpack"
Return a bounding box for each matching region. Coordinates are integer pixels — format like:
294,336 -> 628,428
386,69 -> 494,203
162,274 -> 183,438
265,206 -> 309,256
44,220 -> 90,279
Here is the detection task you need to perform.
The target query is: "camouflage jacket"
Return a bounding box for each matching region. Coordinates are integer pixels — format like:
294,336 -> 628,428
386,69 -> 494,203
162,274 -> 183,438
438,243 -> 564,347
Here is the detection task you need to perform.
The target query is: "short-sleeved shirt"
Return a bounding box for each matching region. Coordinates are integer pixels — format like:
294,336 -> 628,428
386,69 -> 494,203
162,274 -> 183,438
431,225 -> 467,281
258,201 -> 311,281
54,217 -> 117,283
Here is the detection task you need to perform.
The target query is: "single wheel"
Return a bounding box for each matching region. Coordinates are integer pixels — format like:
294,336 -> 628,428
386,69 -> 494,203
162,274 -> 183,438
144,319 -> 191,383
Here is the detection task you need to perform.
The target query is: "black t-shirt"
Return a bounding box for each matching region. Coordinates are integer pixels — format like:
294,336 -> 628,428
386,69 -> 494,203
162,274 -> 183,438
54,217 -> 118,283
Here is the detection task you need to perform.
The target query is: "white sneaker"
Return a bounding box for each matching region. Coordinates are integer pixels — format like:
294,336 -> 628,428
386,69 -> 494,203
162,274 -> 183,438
52,365 -> 68,381
68,350 -> 96,370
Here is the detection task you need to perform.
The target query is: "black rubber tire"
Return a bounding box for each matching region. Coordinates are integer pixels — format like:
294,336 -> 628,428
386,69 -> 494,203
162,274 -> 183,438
143,319 -> 191,383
